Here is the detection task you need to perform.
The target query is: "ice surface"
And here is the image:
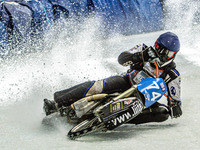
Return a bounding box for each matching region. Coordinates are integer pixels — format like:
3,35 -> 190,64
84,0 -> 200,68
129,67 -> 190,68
0,1 -> 200,149
0,28 -> 199,150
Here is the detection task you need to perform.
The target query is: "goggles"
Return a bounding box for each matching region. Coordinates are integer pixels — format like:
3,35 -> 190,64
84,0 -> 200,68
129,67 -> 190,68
157,48 -> 176,59
155,41 -> 176,60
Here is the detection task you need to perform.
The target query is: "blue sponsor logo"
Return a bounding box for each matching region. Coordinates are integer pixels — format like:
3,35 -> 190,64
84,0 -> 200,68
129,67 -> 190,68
160,82 -> 166,92
170,86 -> 176,96
144,90 -> 150,101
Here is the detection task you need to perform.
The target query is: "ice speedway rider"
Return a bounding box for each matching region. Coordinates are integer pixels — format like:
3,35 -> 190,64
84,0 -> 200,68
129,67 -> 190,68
43,32 -> 182,124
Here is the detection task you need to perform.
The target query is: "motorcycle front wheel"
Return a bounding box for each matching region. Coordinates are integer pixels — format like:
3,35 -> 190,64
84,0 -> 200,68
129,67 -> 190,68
68,117 -> 105,140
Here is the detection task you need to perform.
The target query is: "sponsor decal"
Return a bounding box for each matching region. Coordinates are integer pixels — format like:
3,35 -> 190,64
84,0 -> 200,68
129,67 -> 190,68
144,90 -> 150,101
160,82 -> 166,92
111,102 -> 123,112
111,112 -> 132,126
131,101 -> 143,114
111,100 -> 143,126
124,99 -> 133,105
170,86 -> 176,96
138,75 -> 145,82
132,70 -> 137,76
123,61 -> 133,66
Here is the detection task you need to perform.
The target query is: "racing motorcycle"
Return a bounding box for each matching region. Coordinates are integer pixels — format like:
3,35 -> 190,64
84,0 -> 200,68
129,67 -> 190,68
42,62 -> 168,140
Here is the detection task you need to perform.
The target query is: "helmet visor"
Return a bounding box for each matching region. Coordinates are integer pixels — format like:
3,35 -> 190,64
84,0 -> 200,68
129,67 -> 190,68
157,48 -> 176,59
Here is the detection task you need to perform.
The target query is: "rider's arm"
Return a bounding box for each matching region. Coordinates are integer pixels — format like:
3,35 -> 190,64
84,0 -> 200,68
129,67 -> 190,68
166,69 -> 182,118
118,44 -> 149,66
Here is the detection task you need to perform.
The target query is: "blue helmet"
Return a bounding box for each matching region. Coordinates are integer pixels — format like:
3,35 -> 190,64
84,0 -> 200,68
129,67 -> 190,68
155,32 -> 180,67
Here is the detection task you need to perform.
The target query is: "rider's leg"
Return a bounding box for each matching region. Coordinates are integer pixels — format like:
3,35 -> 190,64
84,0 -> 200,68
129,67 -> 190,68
44,75 -> 130,115
127,102 -> 170,124
54,81 -> 94,107
54,75 -> 130,107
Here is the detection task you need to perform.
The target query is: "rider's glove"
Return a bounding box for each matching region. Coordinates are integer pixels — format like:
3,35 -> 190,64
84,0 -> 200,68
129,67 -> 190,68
170,100 -> 182,118
143,47 -> 160,64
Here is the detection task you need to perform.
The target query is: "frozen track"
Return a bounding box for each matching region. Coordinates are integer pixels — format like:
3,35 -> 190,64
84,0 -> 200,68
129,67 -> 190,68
0,27 -> 200,150
1,1 -> 200,149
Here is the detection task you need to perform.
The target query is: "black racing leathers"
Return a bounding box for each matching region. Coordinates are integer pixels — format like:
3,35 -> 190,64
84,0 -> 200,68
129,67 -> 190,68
54,76 -> 131,107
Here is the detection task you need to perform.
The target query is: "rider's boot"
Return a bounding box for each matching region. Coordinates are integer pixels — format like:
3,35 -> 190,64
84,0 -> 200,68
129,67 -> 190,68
43,99 -> 58,116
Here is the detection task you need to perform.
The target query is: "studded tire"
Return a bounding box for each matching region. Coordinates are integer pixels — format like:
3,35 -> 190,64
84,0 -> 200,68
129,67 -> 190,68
67,117 -> 104,140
